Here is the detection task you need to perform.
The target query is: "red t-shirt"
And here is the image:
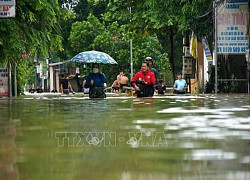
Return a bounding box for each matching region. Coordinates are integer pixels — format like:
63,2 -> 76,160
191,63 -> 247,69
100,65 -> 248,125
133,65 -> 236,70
131,71 -> 156,87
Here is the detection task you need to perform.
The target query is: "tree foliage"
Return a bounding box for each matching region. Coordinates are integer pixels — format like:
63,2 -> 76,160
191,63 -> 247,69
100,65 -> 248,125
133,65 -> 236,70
0,0 -> 65,62
0,0 -> 214,94
0,0 -> 68,94
103,0 -> 214,81
69,14 -> 105,53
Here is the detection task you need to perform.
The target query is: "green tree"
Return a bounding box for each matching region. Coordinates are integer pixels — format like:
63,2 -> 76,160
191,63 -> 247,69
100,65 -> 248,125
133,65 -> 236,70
0,0 -> 66,95
56,0 -> 76,60
92,22 -> 170,84
69,14 -> 105,53
68,9 -> 170,85
103,0 -> 213,81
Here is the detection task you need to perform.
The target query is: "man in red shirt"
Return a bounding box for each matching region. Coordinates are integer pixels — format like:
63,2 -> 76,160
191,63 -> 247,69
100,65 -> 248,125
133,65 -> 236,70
131,62 -> 156,97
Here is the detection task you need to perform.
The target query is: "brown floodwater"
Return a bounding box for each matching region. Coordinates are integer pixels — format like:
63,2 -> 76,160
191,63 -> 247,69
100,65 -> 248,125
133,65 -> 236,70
0,94 -> 250,180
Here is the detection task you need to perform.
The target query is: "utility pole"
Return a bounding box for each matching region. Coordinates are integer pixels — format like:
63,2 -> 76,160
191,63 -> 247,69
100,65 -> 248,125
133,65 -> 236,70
14,62 -> 17,97
129,4 -> 133,80
248,0 -> 250,94
8,61 -> 12,98
214,0 -> 218,94
247,50 -> 249,94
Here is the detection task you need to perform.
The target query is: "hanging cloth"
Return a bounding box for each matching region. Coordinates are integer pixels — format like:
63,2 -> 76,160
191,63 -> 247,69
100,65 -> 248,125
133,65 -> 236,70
190,32 -> 197,59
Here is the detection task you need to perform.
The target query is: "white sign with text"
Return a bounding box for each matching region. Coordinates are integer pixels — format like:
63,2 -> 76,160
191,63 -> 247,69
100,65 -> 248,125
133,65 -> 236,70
216,2 -> 249,54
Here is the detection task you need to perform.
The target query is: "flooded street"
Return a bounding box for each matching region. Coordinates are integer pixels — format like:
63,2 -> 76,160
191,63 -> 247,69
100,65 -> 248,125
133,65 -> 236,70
0,95 -> 250,180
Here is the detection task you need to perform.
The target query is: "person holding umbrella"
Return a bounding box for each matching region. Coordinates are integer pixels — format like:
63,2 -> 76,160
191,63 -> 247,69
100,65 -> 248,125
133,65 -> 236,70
85,63 -> 107,98
71,50 -> 117,97
131,61 -> 156,97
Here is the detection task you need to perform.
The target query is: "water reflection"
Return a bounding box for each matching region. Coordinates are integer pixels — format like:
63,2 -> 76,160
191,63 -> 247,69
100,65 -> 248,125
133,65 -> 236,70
184,149 -> 237,160
0,114 -> 20,179
0,95 -> 249,179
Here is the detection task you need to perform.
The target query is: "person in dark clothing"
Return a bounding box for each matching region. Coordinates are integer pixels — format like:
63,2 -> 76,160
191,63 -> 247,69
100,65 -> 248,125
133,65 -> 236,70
51,89 -> 58,93
131,62 -> 156,97
155,79 -> 166,95
85,63 -> 107,98
60,74 -> 75,94
75,73 -> 82,92
145,57 -> 158,83
36,86 -> 43,93
29,86 -> 36,93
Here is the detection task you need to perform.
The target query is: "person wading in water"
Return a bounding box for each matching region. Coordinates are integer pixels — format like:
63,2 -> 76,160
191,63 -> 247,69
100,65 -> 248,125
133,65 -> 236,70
131,62 -> 156,97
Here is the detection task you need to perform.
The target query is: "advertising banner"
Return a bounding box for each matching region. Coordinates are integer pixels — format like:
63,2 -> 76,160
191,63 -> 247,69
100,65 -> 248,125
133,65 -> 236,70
0,5 -> 15,18
202,37 -> 213,60
0,0 -> 15,6
0,68 -> 8,97
216,1 -> 249,54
